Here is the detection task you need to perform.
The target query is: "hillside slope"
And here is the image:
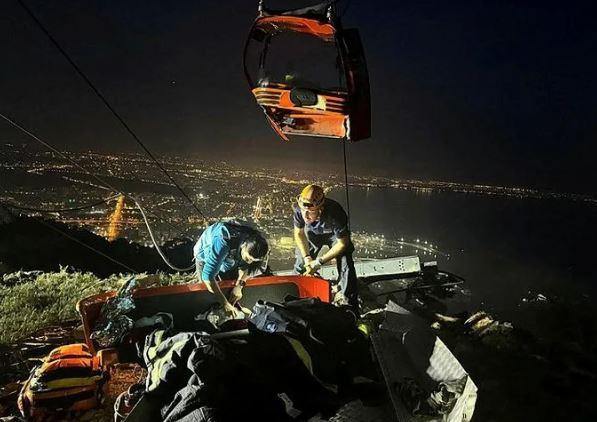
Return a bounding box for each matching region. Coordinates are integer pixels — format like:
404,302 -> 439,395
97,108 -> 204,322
0,206 -> 194,277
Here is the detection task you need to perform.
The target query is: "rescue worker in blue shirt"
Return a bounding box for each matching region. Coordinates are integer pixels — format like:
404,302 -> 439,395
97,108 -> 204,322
293,184 -> 359,312
194,221 -> 269,317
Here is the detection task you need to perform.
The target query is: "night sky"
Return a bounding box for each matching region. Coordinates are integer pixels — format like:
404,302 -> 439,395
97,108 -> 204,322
1,0 -> 596,193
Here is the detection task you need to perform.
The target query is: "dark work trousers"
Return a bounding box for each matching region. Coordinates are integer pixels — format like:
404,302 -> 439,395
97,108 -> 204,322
293,233 -> 359,310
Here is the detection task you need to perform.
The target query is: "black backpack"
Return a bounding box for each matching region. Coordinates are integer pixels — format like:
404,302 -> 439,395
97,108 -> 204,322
249,297 -> 366,381
249,297 -> 358,342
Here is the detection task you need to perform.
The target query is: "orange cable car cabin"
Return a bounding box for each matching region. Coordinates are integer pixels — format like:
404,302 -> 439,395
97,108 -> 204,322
243,0 -> 371,142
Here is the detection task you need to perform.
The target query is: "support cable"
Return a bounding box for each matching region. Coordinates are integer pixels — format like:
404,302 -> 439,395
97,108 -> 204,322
4,194 -> 120,213
17,0 -> 207,221
342,140 -> 351,230
3,197 -> 194,273
1,205 -> 138,273
0,112 -> 188,238
1,113 -> 196,270
340,0 -> 352,18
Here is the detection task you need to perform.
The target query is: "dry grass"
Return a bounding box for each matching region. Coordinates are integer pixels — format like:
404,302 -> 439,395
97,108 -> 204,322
0,269 -> 191,345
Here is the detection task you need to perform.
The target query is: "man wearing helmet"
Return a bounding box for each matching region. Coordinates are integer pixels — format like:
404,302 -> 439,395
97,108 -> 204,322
293,184 -> 358,311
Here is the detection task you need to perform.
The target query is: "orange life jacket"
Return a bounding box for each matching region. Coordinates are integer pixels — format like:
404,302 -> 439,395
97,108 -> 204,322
18,343 -> 108,419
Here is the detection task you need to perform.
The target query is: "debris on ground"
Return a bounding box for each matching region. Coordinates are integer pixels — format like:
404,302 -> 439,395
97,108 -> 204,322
0,320 -> 81,387
90,278 -> 137,349
521,291 -> 549,304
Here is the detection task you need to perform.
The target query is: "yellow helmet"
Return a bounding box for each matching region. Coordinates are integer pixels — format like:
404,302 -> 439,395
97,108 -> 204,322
298,184 -> 325,209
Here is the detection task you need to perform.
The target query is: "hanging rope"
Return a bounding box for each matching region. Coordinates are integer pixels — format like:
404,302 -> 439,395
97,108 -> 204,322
134,199 -> 195,272
342,139 -> 351,230
17,0 -> 207,222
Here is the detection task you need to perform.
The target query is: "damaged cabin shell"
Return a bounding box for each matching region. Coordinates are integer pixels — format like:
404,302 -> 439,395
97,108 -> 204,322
244,0 -> 371,141
77,275 -> 331,354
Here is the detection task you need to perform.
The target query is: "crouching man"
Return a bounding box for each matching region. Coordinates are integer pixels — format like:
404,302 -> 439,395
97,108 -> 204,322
293,184 -> 359,312
194,221 -> 269,317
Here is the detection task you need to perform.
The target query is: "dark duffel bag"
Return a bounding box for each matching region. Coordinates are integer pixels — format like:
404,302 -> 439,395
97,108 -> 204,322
248,300 -> 309,338
249,297 -> 358,344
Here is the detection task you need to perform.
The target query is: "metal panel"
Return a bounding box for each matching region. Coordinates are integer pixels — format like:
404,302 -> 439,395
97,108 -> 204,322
275,256 -> 421,280
370,303 -> 478,422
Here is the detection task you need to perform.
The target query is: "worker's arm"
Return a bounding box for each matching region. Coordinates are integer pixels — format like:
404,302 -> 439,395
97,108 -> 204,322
320,235 -> 349,264
229,269 -> 249,305
199,237 -> 239,316
305,206 -> 351,274
304,235 -> 350,275
203,278 -> 229,305
294,226 -> 312,263
236,268 -> 248,285
317,206 -> 350,265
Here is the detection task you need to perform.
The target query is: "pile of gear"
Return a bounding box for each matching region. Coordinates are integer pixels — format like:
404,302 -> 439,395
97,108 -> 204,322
118,297 -> 382,421
15,293 -> 479,421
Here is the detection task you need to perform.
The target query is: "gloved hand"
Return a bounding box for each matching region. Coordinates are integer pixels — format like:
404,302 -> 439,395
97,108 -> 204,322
304,258 -> 323,275
229,285 -> 243,305
223,301 -> 243,318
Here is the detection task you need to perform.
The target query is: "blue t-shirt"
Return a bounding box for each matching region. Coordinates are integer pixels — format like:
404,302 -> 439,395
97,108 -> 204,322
193,222 -> 240,282
293,198 -> 350,240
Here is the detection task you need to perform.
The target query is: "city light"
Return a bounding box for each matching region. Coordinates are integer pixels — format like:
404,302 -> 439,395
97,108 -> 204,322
5,144 -> 580,265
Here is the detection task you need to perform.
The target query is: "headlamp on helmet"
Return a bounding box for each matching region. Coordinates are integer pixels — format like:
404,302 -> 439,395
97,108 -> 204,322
298,184 -> 325,209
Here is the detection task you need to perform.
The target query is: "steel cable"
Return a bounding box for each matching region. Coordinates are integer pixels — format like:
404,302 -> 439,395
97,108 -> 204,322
3,194 -> 120,213
17,0 -> 207,221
